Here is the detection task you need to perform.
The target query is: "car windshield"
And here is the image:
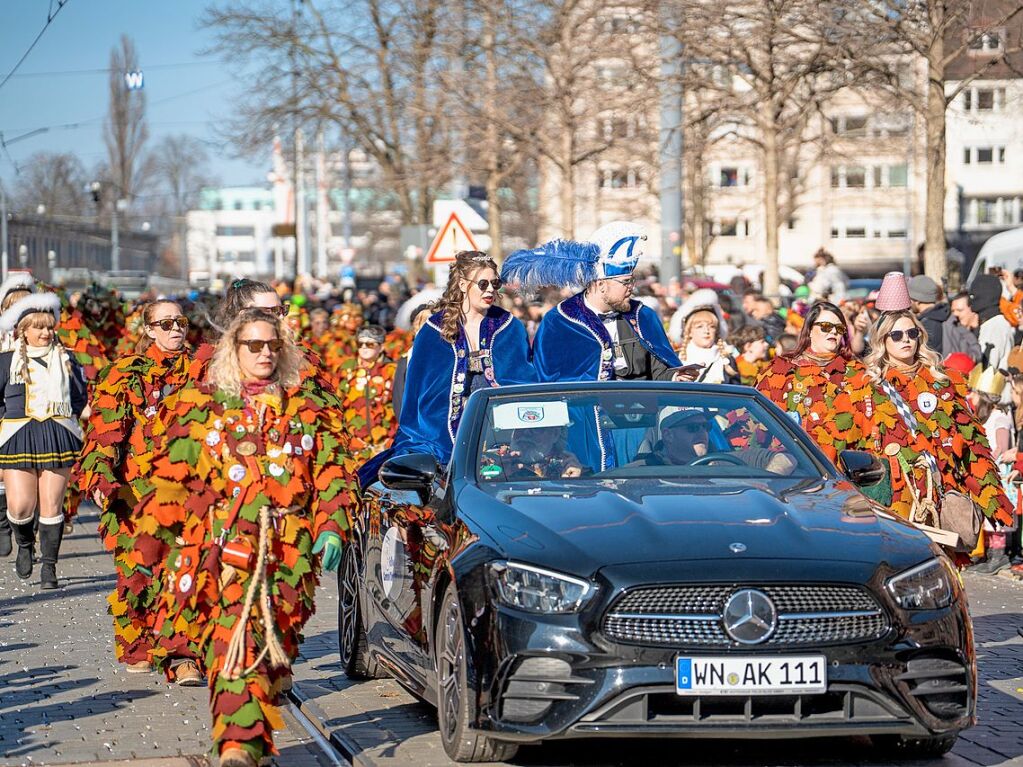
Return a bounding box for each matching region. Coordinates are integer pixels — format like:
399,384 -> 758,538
475,390 -> 821,483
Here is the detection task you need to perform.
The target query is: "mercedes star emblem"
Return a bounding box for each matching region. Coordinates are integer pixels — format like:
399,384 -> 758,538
729,542 -> 747,553
722,589 -> 778,645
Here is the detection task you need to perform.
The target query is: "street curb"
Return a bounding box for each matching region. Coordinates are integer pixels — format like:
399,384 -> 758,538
288,681 -> 376,767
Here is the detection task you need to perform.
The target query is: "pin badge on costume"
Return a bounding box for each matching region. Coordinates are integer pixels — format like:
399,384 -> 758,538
236,441 -> 257,456
228,464 -> 247,482
917,392 -> 938,414
301,434 -> 315,451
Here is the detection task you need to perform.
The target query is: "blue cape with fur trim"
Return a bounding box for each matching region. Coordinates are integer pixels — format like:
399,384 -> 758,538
532,293 -> 680,382
358,307 -> 536,486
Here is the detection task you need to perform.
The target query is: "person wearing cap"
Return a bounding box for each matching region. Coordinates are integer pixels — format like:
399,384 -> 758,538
907,275 -> 947,356
0,292 -> 87,589
853,288 -> 1013,537
755,301 -> 872,464
668,289 -> 735,384
970,274 -> 1014,386
337,325 -> 398,465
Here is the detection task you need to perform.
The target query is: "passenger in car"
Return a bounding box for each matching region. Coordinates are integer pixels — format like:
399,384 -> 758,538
480,425 -> 584,480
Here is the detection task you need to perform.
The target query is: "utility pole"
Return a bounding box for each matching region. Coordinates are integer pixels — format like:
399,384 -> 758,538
315,128 -> 328,279
659,30 -> 684,283
111,203 -> 120,272
296,129 -> 307,277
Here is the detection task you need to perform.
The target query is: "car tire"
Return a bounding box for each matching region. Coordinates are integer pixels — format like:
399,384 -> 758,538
435,585 -> 518,763
871,733 -> 958,758
337,543 -> 380,679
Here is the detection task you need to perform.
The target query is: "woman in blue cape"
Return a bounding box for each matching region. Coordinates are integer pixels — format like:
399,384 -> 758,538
360,251 -> 536,484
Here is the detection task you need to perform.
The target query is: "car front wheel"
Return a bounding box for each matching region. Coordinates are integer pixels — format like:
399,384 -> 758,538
337,543 -> 380,679
435,585 -> 518,763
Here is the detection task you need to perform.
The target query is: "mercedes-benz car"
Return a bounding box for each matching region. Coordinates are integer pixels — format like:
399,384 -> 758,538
339,382 -> 974,762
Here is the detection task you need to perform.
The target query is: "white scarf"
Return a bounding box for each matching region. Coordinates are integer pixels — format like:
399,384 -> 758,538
10,340 -> 72,419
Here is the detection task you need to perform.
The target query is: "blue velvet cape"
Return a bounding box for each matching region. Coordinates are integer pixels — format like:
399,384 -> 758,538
531,293 -> 681,471
358,307 -> 536,486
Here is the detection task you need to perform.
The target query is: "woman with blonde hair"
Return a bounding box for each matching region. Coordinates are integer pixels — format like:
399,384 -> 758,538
0,292 -> 86,588
670,289 -> 734,384
855,307 -> 1013,532
142,307 -> 357,767
77,299 -> 202,679
366,250 -> 535,473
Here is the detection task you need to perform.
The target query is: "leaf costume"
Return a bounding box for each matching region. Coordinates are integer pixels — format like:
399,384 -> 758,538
141,379 -> 358,762
337,359 -> 398,463
755,352 -> 871,464
852,366 -> 1013,526
76,345 -> 197,665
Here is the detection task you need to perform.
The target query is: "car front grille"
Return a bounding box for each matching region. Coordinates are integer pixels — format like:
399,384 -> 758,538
603,584 -> 888,648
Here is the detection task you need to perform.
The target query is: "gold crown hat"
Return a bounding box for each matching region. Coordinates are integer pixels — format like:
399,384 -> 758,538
972,365 -> 1006,397
967,362 -> 983,390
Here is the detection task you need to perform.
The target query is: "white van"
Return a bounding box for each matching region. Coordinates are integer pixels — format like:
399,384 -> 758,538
966,227 -> 1023,285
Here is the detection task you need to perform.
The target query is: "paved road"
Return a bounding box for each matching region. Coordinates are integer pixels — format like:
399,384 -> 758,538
288,571 -> 1023,767
0,508 -> 339,767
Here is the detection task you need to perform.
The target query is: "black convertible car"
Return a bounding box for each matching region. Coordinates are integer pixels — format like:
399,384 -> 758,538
339,382 -> 974,762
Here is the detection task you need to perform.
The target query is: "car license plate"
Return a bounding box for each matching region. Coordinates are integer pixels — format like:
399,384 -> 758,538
676,655 -> 826,695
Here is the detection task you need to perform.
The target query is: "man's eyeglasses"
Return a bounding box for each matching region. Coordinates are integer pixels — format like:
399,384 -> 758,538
887,328 -> 921,342
358,341 -> 380,349
610,276 -> 635,288
148,317 -> 189,331
474,278 -> 502,292
237,338 -> 283,354
813,321 -> 845,336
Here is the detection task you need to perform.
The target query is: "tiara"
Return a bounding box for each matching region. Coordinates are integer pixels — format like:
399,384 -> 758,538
456,250 -> 492,263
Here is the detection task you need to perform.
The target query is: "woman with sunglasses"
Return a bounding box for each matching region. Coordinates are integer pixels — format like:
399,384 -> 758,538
140,308 -> 357,767
756,301 -> 872,463
364,251 -> 535,475
77,300 -> 204,679
856,309 -> 1013,529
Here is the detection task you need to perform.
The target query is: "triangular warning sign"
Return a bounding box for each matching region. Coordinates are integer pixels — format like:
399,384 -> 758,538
425,212 -> 479,264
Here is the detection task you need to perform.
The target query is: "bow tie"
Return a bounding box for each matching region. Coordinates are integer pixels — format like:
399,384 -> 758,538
597,311 -> 619,323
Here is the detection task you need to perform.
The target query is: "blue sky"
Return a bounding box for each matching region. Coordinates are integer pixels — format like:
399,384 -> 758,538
0,0 -> 267,191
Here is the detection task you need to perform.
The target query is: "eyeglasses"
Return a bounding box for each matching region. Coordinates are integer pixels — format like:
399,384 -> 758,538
474,278 -> 502,292
358,341 -> 380,348
256,305 -> 288,317
813,321 -> 845,336
147,316 -> 189,331
610,276 -> 635,288
887,327 -> 921,342
236,338 -> 283,354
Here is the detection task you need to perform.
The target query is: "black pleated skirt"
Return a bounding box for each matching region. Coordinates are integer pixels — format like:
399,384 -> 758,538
0,419 -> 82,470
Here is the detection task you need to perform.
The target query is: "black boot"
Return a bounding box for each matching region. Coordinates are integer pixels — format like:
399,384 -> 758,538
0,494 -> 11,558
11,516 -> 35,580
38,519 -> 64,590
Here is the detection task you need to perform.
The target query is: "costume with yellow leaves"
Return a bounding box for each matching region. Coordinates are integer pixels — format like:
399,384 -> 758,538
337,357 -> 398,463
139,378 -> 358,763
76,345 -> 196,666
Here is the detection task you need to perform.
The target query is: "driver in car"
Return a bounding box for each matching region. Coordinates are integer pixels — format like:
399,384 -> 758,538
630,408 -> 797,475
481,426 -> 585,480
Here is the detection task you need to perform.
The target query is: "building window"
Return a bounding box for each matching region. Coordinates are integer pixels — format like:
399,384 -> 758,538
846,167 -> 866,188
216,226 -> 256,237
599,166 -> 643,190
964,86 -> 1005,112
888,164 -> 908,187
831,115 -> 867,137
977,199 -> 997,224
999,147 -> 1006,163
846,226 -> 866,238
787,218 -> 798,230
968,29 -> 1004,54
712,219 -> 749,238
977,89 -> 995,110
977,147 -> 994,164
964,148 -> 971,164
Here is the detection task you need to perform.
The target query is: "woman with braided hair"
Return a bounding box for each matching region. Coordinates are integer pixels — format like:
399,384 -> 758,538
363,251 -> 535,478
142,308 -> 358,767
0,292 -> 86,588
76,299 -> 202,680
669,288 -> 734,384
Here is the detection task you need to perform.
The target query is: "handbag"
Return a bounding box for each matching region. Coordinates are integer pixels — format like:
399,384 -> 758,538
939,490 -> 982,552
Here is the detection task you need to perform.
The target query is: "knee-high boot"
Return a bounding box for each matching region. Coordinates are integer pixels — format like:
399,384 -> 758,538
0,492 -> 11,558
38,517 -> 64,590
10,514 -> 35,580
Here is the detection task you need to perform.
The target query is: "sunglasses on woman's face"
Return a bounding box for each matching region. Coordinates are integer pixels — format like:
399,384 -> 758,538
887,328 -> 921,342
813,321 -> 845,336
148,316 -> 189,331
474,278 -> 502,292
250,305 -> 287,317
237,338 -> 283,354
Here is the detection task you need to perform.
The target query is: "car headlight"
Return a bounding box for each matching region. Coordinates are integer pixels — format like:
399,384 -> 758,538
489,561 -> 594,614
886,558 -> 956,610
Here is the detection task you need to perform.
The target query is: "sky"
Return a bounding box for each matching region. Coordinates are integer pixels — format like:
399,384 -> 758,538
0,0 -> 268,193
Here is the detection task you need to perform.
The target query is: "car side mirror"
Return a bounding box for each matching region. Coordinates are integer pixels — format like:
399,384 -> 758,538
838,450 -> 885,487
379,453 -> 439,504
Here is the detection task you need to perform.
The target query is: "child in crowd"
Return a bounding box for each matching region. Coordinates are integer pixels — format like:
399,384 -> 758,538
726,324 -> 771,386
774,333 -> 798,358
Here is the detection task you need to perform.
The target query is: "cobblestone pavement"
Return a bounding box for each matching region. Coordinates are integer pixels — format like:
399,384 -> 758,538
0,509 -> 340,767
289,570 -> 1023,767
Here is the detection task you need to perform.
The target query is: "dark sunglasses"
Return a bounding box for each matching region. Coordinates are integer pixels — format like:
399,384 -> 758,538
148,316 -> 189,331
813,321 -> 845,335
358,341 -> 380,348
258,305 -> 288,317
887,327 -> 921,342
474,278 -> 502,292
237,338 -> 283,354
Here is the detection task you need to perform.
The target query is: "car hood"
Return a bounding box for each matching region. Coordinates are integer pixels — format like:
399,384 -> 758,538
459,478 -> 932,579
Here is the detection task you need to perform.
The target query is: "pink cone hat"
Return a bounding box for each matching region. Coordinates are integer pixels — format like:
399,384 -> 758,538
874,271 -> 911,312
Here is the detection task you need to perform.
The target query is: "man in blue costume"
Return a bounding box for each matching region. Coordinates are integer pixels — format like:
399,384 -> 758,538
502,221 -> 685,468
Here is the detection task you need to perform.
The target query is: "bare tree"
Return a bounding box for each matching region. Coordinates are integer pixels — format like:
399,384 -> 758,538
13,151 -> 88,218
841,0 -> 1023,281
103,35 -> 152,205
203,0 -> 452,226
149,135 -> 216,218
660,0 -> 847,296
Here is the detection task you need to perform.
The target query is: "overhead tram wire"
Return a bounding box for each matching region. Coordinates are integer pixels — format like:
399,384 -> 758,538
9,60 -> 229,79
0,0 -> 74,94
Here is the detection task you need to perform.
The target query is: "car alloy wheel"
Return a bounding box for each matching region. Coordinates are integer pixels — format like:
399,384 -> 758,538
337,543 -> 378,678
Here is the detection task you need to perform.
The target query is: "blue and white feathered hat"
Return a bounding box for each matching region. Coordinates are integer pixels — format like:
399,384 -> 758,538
502,221 -> 647,290
0,292 -> 61,334
0,272 -> 36,309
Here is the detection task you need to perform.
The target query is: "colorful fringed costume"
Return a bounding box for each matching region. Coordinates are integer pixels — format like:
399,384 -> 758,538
76,345 -> 196,665
141,380 -> 357,762
337,358 -> 398,463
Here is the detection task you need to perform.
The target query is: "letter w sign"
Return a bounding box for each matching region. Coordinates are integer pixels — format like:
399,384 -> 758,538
124,71 -> 144,90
